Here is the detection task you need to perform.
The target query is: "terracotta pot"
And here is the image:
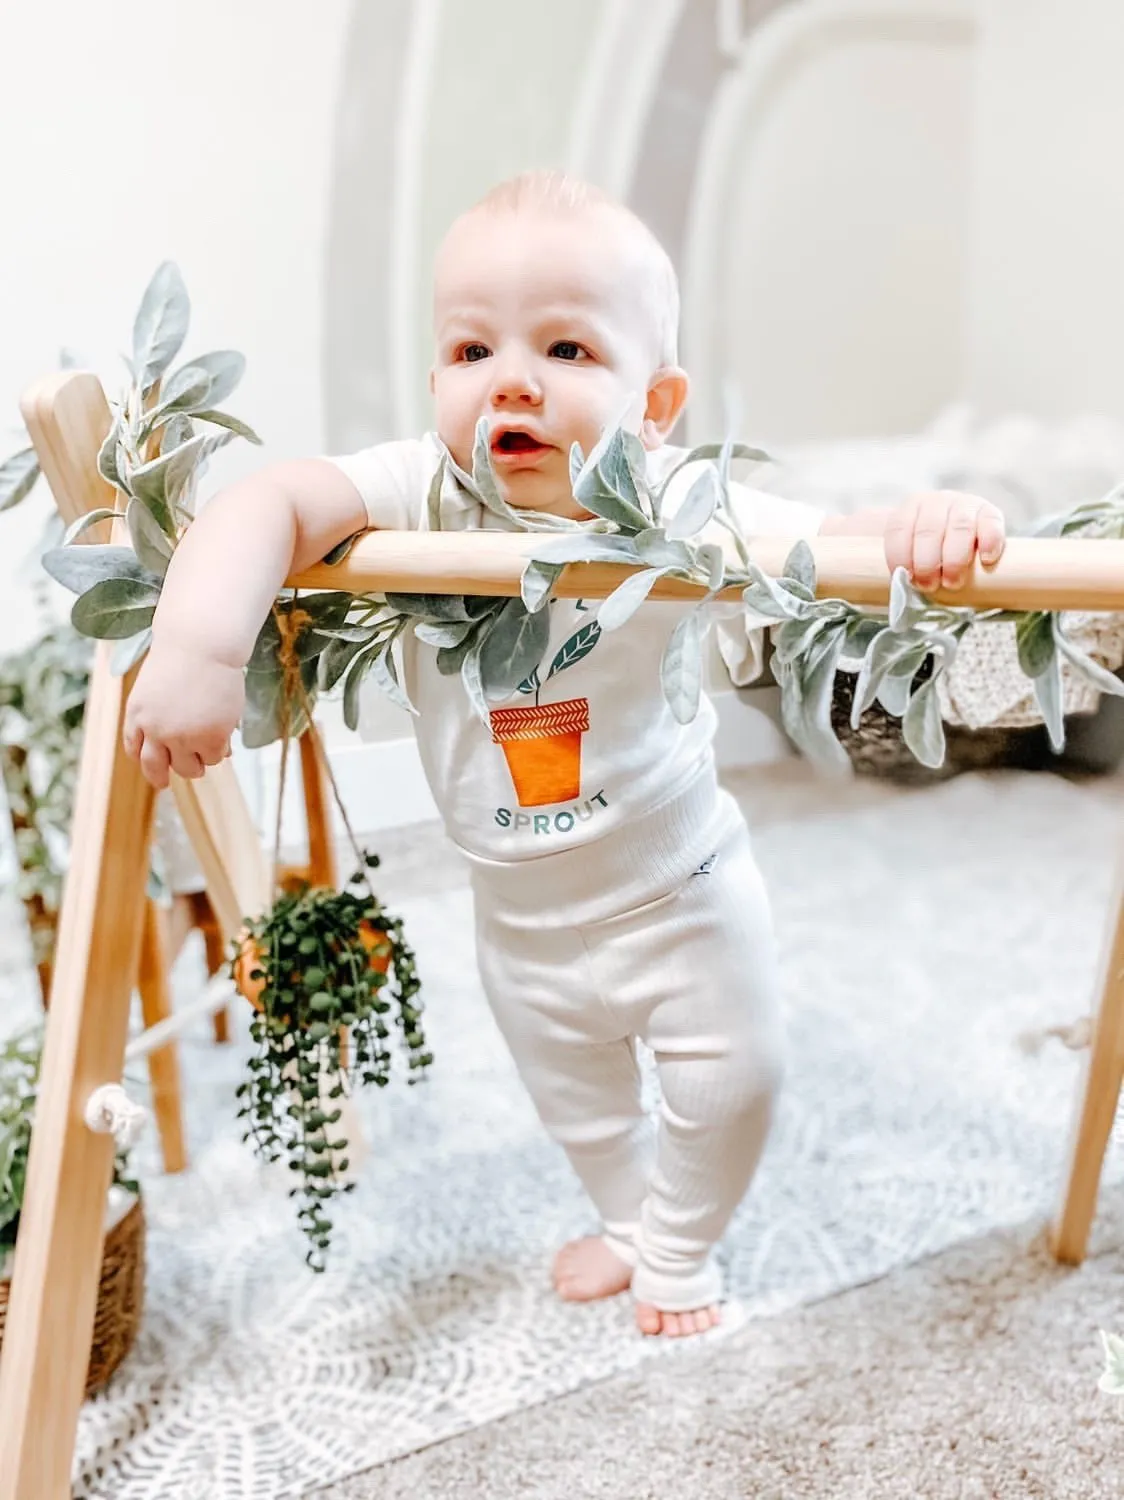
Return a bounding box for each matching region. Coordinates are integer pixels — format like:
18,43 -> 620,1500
234,919 -> 390,1014
489,698 -> 590,807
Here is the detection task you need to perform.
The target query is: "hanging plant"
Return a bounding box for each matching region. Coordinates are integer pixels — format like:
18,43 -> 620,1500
232,613 -> 430,1271
232,853 -> 428,1272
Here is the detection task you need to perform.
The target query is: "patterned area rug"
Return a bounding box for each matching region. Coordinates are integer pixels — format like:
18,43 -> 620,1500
3,770 -> 1122,1498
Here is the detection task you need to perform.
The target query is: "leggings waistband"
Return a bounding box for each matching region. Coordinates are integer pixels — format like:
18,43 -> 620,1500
464,767 -> 744,927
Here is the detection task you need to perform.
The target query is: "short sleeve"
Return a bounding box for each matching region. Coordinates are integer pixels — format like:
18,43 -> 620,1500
322,434 -> 443,531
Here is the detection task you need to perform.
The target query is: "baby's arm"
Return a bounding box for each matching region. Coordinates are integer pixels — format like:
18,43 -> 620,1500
124,458 -> 367,789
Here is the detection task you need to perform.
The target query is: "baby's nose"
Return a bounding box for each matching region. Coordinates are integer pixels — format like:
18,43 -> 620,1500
489,355 -> 542,405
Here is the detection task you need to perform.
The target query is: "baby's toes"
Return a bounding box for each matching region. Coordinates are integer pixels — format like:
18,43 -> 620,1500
635,1301 -> 663,1336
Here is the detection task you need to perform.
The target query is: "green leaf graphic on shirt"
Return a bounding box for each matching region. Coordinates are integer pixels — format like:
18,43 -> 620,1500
517,666 -> 541,696
546,619 -> 602,681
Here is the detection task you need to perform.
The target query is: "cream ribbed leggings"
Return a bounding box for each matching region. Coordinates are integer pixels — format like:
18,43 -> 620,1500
472,811 -> 784,1311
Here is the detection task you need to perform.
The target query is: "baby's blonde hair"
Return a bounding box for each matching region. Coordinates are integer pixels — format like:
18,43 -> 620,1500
468,170 -> 681,367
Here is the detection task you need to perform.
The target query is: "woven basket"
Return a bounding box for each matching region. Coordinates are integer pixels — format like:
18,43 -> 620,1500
0,1193 -> 145,1398
830,662 -> 1065,783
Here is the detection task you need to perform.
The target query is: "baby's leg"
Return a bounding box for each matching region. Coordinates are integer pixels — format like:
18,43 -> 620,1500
584,820 -> 785,1336
473,905 -> 653,1300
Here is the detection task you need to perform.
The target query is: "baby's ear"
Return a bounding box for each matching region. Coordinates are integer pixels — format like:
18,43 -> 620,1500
641,367 -> 689,448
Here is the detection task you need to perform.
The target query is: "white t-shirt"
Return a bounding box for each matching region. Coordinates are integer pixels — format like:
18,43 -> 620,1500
328,435 -> 821,867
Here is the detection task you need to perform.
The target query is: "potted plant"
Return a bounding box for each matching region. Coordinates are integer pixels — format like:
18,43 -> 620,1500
232,850 -> 429,1271
0,1028 -> 143,1394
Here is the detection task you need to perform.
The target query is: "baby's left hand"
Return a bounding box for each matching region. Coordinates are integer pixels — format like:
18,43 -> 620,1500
883,490 -> 1006,594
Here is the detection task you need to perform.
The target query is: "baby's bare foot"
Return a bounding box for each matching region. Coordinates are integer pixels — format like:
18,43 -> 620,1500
634,1302 -> 722,1338
552,1236 -> 634,1302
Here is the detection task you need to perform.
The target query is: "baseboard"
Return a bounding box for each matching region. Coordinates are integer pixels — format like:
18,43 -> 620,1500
259,688 -> 795,845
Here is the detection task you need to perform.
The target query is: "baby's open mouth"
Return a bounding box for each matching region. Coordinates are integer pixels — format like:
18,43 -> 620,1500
492,429 -> 550,456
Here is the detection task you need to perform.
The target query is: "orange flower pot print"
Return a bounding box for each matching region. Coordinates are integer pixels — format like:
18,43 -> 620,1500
490,697 -> 590,807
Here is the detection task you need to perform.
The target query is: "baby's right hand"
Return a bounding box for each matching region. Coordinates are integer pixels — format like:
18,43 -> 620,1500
124,642 -> 245,789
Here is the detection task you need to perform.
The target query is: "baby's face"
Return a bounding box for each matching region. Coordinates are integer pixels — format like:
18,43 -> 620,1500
431,207 -> 671,518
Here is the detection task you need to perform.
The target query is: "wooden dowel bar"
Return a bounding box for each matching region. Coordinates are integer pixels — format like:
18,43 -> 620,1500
291,532 -> 1124,614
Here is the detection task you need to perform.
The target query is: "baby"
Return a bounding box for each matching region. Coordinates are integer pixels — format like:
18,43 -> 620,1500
124,170 -> 1005,1338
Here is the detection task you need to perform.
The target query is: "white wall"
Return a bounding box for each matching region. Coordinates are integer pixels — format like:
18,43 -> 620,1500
0,0 -> 349,649
968,0 -> 1124,421
683,2 -> 975,445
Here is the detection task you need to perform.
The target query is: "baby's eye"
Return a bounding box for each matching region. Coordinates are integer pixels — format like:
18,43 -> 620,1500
549,341 -> 585,362
458,343 -> 490,363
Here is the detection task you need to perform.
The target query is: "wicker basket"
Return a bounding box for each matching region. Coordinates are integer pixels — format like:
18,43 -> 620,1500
0,1193 -> 145,1398
830,663 -> 1059,784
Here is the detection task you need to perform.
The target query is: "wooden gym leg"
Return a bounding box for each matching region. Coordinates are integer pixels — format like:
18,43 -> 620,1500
1051,856 -> 1124,1264
192,892 -> 232,1042
0,645 -> 155,1500
136,899 -> 188,1174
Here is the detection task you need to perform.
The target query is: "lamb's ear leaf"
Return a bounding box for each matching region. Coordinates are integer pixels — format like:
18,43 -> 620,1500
478,597 -> 552,697
62,509 -> 119,544
901,678 -> 946,768
596,567 -> 673,632
665,468 -> 719,541
42,543 -> 152,596
660,608 -> 705,724
0,447 -> 41,512
132,261 -> 190,392
1053,621 -> 1124,698
1032,648 -> 1065,753
787,627 -> 851,774
366,630 -> 418,716
782,540 -> 816,595
521,559 -> 564,613
1016,611 -> 1056,678
71,578 -> 160,640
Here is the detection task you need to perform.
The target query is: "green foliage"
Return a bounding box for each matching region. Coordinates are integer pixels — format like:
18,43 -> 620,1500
29,267 -> 1124,772
27,261 -> 260,673
233,857 -> 430,1272
0,1028 -> 136,1255
757,501 -> 1124,773
0,621 -> 92,949
0,448 -> 41,513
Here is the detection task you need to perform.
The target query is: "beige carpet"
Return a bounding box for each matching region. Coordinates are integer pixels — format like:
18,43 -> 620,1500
6,761 -> 1123,1498
319,1186 -> 1124,1500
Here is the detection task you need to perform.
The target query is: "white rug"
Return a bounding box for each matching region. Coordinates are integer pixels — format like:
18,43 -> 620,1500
4,771 -> 1122,1499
